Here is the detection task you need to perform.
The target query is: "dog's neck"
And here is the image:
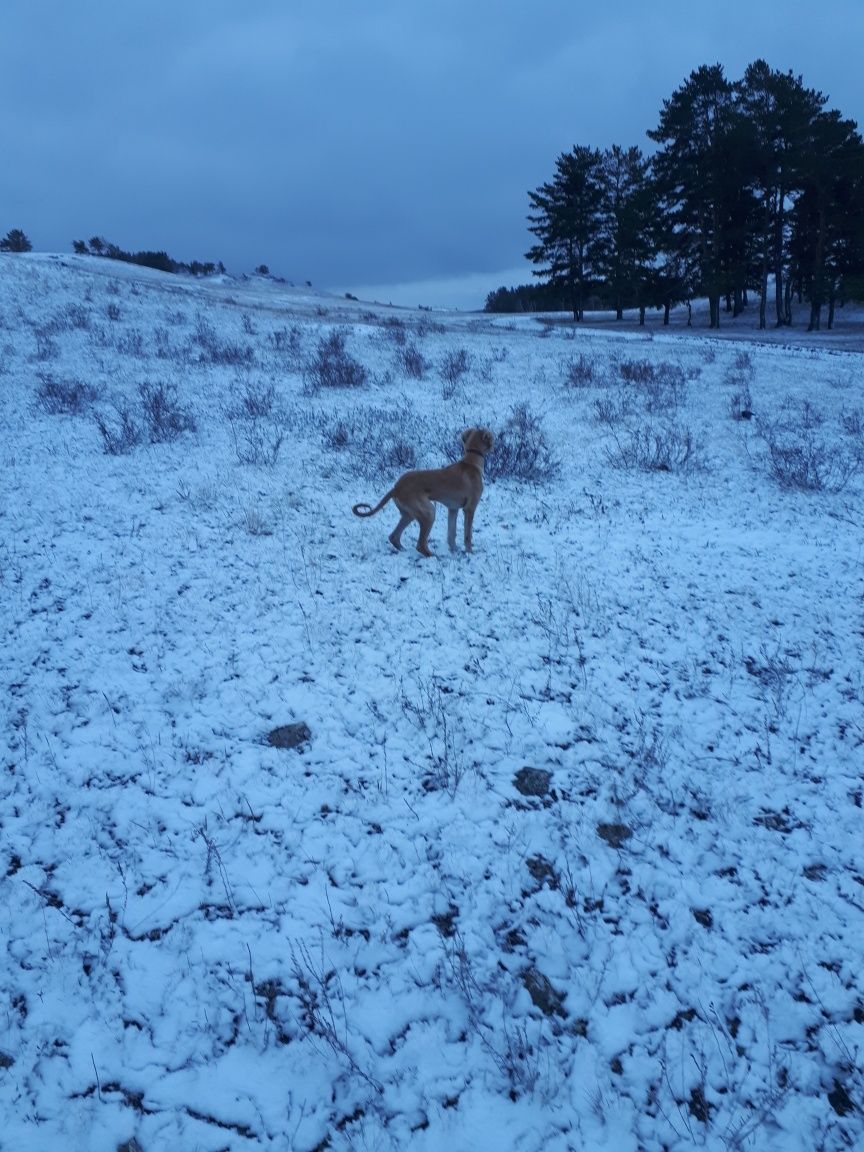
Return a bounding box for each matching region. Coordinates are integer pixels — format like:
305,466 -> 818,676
465,448 -> 486,460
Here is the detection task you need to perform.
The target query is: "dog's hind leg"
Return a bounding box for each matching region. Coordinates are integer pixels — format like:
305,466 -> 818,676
388,510 -> 413,551
415,500 -> 436,557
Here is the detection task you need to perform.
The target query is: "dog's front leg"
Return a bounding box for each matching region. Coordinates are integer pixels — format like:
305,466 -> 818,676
463,505 -> 476,552
447,508 -> 458,551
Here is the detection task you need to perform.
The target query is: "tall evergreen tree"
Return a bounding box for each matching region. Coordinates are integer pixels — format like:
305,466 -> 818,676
737,62 -> 828,327
594,145 -> 653,320
526,146 -> 604,320
647,64 -> 742,328
790,109 -> 864,329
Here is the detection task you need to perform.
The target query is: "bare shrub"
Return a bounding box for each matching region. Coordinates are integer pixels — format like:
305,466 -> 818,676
94,404 -> 144,455
32,328 -> 59,361
230,379 -> 279,421
380,317 -> 407,347
270,325 -> 305,369
106,303 -> 122,322
416,314 -> 446,337
606,420 -> 702,473
593,393 -> 637,426
485,403 -> 558,483
230,420 -> 286,467
304,329 -> 368,393
397,341 -> 428,380
756,400 -> 863,492
400,677 -> 469,796
35,372 -> 99,415
138,381 -> 196,443
319,405 -> 426,481
192,314 -> 255,367
729,385 -> 754,422
152,326 -> 175,360
733,349 -> 754,373
226,381 -> 298,467
116,328 -> 146,358
563,354 -> 598,388
439,348 -> 472,399
619,358 -> 691,413
47,303 -> 92,332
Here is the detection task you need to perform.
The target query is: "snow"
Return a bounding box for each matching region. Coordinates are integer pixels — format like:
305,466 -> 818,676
1,251 -> 863,1151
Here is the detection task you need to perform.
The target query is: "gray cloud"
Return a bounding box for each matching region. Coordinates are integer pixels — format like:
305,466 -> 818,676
3,1 -> 862,305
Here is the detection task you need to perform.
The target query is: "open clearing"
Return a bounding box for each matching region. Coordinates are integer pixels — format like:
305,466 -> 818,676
1,253 -> 863,1151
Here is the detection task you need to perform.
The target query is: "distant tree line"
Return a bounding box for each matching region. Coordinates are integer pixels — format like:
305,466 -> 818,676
488,60 -> 864,331
72,236 -> 225,277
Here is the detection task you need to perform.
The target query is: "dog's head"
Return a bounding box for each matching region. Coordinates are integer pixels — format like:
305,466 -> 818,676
461,427 -> 494,456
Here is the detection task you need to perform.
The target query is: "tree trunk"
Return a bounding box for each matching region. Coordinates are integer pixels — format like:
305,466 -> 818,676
639,305 -> 646,326
759,270 -> 768,330
733,286 -> 744,317
827,289 -> 836,329
807,203 -> 828,333
783,277 -> 793,325
663,300 -> 671,325
773,188 -> 786,326
709,295 -> 720,329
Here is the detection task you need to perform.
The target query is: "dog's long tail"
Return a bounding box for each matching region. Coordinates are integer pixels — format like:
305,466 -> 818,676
352,490 -> 394,518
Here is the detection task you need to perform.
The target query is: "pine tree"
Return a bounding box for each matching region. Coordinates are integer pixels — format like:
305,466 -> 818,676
526,146 -> 604,320
648,64 -> 743,328
790,110 -> 864,329
594,145 -> 653,320
0,228 -> 32,253
737,62 -> 828,327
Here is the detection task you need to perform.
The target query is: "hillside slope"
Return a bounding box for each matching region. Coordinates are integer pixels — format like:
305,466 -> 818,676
1,253 -> 863,1151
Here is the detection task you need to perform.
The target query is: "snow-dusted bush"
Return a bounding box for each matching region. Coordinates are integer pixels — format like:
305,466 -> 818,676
32,327 -> 59,361
45,302 -> 92,333
606,420 -> 702,473
756,398 -> 863,492
729,384 -> 754,422
397,341 -> 428,380
191,313 -> 255,367
34,372 -> 99,415
269,324 -> 305,372
619,357 -> 692,413
227,380 -> 291,467
115,327 -> 146,358
94,403 -> 143,454
562,353 -> 598,388
592,393 -> 637,426
484,403 -> 558,482
93,381 -> 195,453
439,348 -> 471,399
320,404 -> 426,480
138,381 -> 196,443
304,329 -> 368,393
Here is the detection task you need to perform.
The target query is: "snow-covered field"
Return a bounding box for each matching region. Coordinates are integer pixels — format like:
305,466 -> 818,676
1,252 -> 863,1152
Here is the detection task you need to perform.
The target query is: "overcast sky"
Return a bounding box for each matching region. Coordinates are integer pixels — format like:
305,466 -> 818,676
3,2 -> 862,308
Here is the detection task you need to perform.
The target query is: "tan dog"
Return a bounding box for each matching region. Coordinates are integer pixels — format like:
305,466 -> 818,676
352,427 -> 493,556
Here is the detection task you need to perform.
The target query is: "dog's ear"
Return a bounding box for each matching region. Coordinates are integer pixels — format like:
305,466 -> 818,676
483,429 -> 494,450
460,428 -> 472,445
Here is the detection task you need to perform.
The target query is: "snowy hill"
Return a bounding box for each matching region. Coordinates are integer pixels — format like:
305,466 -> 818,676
1,252 -> 863,1151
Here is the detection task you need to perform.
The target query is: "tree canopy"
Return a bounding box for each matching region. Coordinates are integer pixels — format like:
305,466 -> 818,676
498,60 -> 864,331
